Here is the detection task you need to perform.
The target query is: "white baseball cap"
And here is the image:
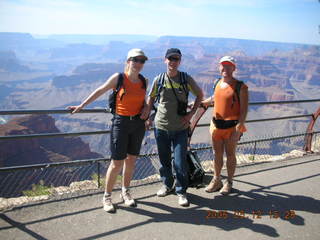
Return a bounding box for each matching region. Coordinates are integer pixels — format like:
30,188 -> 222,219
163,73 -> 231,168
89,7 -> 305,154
127,48 -> 148,60
219,56 -> 236,66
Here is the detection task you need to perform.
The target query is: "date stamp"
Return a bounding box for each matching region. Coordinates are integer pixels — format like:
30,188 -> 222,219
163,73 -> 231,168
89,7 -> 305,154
205,210 -> 296,220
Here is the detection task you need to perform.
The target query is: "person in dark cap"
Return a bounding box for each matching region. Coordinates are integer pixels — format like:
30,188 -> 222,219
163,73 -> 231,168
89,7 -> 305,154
141,48 -> 203,207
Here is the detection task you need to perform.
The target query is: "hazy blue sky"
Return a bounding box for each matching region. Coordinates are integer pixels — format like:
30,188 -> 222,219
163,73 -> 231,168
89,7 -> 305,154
0,0 -> 319,44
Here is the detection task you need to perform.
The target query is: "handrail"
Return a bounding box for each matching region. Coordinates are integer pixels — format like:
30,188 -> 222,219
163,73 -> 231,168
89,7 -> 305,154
1,99 -> 320,115
0,109 -> 110,115
0,158 -> 110,172
0,130 -> 111,140
248,99 -> 320,105
0,113 -> 314,141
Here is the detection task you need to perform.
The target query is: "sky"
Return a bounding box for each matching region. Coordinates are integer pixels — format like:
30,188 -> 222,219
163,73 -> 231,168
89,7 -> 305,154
0,0 -> 319,45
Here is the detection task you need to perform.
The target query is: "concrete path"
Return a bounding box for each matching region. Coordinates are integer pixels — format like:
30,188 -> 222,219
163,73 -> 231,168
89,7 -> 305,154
1,155 -> 320,240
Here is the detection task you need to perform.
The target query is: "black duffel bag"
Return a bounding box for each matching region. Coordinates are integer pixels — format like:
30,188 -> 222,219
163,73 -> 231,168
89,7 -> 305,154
187,150 -> 205,188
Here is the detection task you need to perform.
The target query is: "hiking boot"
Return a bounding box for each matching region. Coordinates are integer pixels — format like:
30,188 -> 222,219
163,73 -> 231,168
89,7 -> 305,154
156,185 -> 174,197
220,180 -> 233,195
102,195 -> 115,213
177,194 -> 189,207
120,189 -> 136,207
204,178 -> 223,193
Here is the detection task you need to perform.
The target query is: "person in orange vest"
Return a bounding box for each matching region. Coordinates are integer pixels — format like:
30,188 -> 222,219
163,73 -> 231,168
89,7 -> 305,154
201,56 -> 249,195
68,49 -> 149,213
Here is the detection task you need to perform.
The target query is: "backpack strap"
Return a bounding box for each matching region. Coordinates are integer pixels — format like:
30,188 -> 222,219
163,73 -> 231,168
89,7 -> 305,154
212,78 -> 221,95
231,79 -> 243,108
116,73 -> 124,100
117,73 -> 124,87
109,73 -> 124,114
211,78 -> 221,104
154,73 -> 166,103
179,71 -> 189,97
138,73 -> 147,89
235,80 -> 243,103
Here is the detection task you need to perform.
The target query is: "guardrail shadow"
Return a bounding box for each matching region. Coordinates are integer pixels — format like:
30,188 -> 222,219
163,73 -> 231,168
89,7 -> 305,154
79,158 -> 320,239
1,157 -> 319,239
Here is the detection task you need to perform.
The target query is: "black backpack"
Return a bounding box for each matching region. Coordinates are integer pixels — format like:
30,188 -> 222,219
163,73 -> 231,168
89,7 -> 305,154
108,73 -> 147,114
187,150 -> 205,188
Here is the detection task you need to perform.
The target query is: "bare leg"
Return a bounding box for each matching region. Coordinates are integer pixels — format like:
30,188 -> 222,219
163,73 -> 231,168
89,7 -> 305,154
105,159 -> 124,193
213,139 -> 224,178
122,154 -> 137,188
224,135 -> 238,181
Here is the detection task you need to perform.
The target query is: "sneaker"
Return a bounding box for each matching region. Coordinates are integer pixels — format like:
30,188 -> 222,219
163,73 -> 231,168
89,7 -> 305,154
204,178 -> 223,193
220,180 -> 233,195
178,194 -> 189,207
102,195 -> 115,213
120,189 -> 136,207
156,185 -> 174,197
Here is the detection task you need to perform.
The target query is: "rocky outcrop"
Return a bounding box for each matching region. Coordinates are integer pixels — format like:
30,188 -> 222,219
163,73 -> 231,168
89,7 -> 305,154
0,114 -> 102,167
0,51 -> 31,72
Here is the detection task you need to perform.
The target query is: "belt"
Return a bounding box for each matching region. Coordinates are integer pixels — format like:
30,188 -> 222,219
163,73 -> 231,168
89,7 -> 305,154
212,117 -> 238,129
116,114 -> 141,120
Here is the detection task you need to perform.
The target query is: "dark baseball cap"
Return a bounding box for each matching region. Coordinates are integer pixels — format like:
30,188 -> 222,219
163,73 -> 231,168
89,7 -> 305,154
165,48 -> 182,58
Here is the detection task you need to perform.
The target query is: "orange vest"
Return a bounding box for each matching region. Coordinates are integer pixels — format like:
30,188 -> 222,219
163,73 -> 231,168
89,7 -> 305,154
213,80 -> 248,120
115,73 -> 146,116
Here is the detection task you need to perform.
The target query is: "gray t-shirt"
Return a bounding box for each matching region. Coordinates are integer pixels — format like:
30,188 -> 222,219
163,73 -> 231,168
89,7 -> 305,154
149,72 -> 199,131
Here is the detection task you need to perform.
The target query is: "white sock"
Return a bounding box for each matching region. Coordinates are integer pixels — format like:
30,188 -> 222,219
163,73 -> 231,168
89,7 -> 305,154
122,187 -> 128,193
104,192 -> 111,197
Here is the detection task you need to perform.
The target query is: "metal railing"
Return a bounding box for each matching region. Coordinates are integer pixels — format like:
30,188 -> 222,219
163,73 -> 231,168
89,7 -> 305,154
1,99 -> 320,200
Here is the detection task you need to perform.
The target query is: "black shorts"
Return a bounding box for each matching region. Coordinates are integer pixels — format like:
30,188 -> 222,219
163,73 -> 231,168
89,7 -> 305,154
110,114 -> 146,160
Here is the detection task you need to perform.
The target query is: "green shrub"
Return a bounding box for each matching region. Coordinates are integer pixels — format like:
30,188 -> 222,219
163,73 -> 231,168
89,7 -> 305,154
22,180 -> 51,197
91,173 -> 122,188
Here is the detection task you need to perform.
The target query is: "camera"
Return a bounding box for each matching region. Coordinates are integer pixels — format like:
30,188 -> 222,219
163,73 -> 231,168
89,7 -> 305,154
177,101 -> 188,116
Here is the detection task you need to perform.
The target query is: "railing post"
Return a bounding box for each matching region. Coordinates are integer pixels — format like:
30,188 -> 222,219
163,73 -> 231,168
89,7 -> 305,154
304,106 -> 320,153
253,141 -> 257,161
97,162 -> 101,188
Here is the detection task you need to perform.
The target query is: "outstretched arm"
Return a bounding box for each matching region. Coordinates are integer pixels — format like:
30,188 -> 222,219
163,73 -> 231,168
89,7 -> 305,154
67,73 -> 119,114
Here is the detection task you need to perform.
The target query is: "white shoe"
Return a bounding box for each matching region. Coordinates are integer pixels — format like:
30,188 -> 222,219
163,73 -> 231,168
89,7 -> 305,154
102,195 -> 115,213
156,185 -> 174,197
178,194 -> 189,207
120,189 -> 136,207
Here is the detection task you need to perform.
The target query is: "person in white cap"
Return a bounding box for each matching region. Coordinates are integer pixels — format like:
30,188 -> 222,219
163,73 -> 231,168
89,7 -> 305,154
201,56 -> 249,195
68,48 -> 149,212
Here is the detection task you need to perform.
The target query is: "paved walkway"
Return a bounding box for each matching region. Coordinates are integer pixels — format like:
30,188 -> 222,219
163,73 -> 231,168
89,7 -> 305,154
1,155 -> 320,240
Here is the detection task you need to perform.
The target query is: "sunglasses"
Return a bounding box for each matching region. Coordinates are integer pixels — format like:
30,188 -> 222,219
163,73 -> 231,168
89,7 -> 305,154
168,56 -> 181,62
130,57 -> 146,64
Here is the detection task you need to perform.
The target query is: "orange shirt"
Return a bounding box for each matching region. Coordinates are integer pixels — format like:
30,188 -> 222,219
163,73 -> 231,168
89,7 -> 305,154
116,73 -> 146,116
213,80 -> 248,121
